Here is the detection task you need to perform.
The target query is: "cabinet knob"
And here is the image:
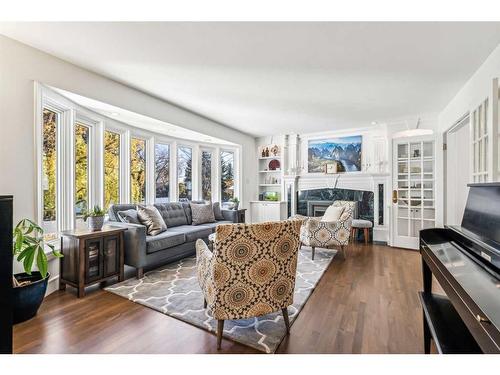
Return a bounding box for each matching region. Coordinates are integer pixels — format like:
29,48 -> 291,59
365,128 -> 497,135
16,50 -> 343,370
476,314 -> 490,324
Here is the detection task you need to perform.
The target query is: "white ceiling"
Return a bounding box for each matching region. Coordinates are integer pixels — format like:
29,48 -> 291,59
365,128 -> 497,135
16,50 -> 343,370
2,22 -> 500,137
51,87 -> 235,145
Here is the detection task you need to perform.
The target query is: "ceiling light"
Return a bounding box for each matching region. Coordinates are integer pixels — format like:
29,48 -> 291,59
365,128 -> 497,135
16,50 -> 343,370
371,121 -> 378,125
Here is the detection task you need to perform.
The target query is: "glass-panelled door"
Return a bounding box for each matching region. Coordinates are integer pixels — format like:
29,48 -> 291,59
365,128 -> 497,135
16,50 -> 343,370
393,136 -> 435,249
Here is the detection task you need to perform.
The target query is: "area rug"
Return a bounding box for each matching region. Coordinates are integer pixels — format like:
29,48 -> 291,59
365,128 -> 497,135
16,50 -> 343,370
105,246 -> 336,353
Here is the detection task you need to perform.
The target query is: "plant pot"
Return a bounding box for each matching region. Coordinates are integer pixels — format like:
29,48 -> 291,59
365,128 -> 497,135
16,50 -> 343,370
232,202 -> 239,210
13,271 -> 49,324
88,215 -> 104,231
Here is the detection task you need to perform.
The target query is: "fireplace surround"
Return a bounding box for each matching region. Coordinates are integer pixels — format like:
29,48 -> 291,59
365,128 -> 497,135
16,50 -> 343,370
284,173 -> 389,243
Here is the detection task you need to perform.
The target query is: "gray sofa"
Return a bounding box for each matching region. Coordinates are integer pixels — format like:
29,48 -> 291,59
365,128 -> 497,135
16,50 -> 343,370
107,202 -> 238,278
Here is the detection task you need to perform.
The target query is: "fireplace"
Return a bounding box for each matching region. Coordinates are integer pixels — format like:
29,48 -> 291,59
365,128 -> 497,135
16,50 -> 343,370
307,201 -> 333,217
297,187 -> 373,224
283,172 -> 389,243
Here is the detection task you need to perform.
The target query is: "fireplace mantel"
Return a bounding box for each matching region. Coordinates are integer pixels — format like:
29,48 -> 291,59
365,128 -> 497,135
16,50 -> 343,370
286,172 -> 389,193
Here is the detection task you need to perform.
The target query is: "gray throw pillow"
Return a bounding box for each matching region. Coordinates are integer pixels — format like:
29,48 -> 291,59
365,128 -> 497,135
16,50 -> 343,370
117,209 -> 141,225
213,202 -> 224,221
137,205 -> 167,236
190,203 -> 216,225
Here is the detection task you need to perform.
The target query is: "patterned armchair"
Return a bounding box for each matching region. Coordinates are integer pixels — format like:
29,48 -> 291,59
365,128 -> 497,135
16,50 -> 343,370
293,200 -> 356,259
195,219 -> 302,349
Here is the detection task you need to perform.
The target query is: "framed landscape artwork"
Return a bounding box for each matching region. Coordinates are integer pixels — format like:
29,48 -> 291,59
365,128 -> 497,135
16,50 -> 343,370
308,135 -> 362,173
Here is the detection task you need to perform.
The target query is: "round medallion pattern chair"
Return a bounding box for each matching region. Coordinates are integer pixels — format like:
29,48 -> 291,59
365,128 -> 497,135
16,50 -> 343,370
196,219 -> 302,349
293,200 -> 356,259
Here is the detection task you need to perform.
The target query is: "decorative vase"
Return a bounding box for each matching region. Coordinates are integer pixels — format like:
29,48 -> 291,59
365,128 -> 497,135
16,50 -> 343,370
88,216 -> 104,231
13,271 -> 49,324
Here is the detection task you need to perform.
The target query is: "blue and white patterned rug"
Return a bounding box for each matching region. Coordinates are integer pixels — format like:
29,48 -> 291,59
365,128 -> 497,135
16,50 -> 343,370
105,246 -> 336,353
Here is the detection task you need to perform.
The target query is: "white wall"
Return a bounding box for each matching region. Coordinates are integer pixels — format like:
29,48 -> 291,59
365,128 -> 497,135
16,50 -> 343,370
438,43 -> 500,226
439,44 -> 500,133
0,35 -> 257,293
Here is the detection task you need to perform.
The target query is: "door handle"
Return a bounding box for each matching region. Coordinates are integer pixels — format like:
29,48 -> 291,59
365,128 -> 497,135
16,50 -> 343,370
476,314 -> 490,324
392,190 -> 398,204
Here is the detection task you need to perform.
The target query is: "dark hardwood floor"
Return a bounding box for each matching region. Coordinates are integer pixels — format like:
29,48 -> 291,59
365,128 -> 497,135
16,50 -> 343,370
13,243 -> 429,354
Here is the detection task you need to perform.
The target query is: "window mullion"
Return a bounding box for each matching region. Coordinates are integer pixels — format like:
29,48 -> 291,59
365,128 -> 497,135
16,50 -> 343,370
214,147 -> 221,203
122,131 -> 131,204
93,121 -> 104,210
192,145 -> 200,200
146,137 -> 155,204
62,109 -> 76,231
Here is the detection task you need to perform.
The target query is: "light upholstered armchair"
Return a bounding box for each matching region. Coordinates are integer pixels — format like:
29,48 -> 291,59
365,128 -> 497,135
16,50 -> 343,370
294,200 -> 356,259
195,219 -> 302,350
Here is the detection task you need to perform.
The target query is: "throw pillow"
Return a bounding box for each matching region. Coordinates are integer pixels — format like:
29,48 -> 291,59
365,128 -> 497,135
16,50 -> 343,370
321,205 -> 345,222
190,202 -> 216,225
117,209 -> 141,225
213,202 -> 224,221
137,205 -> 167,236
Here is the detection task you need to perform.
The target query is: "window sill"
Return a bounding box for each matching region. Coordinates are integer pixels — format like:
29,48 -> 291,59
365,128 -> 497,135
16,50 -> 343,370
44,238 -> 61,259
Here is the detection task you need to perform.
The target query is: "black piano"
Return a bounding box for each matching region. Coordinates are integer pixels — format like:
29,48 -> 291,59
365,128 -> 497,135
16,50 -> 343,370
420,183 -> 500,354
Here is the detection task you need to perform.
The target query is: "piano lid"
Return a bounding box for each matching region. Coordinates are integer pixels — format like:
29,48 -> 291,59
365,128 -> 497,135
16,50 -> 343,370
461,183 -> 500,248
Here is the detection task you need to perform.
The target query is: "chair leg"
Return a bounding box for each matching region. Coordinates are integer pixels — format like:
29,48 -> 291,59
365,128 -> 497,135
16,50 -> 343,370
311,246 -> 315,260
204,299 -> 207,308
137,267 -> 144,279
341,245 -> 346,259
217,320 -> 225,350
282,307 -> 290,334
299,242 -> 303,250
364,228 -> 369,245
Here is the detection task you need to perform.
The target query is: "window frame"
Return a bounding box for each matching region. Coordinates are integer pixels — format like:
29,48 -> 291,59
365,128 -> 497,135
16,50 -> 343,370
154,141 -> 172,203
129,134 -> 150,204
177,144 -> 194,201
200,146 -> 216,201
220,148 -> 237,203
103,127 -> 124,210
73,114 -> 100,228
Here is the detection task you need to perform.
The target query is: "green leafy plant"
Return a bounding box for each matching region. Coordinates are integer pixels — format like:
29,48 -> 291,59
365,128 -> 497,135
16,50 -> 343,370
12,218 -> 63,287
83,205 -> 106,221
229,197 -> 240,204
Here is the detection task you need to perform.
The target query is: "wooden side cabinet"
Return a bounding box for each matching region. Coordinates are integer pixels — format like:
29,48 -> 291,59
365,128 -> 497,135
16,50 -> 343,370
59,226 -> 126,298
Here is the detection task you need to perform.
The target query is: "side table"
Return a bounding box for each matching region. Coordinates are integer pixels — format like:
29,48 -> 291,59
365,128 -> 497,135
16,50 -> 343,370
59,226 -> 127,298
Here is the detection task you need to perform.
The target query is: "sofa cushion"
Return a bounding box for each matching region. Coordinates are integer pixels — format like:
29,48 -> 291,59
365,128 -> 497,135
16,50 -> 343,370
108,204 -> 137,222
190,202 -> 216,225
117,209 -> 141,225
168,225 -> 212,242
155,203 -> 189,227
213,202 -> 224,221
146,231 -> 186,254
137,205 -> 167,236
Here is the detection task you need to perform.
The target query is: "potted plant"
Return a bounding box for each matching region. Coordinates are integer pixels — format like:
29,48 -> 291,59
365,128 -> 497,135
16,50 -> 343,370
12,219 -> 63,323
83,205 -> 106,231
229,197 -> 240,210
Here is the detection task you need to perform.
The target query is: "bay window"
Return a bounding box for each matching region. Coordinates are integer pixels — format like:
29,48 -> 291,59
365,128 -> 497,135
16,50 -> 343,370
41,108 -> 58,239
37,87 -> 240,241
177,146 -> 192,200
130,137 -> 147,203
220,150 -> 235,202
155,143 -> 170,203
104,130 -> 121,210
201,150 -> 212,201
74,122 -> 90,228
